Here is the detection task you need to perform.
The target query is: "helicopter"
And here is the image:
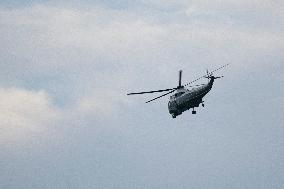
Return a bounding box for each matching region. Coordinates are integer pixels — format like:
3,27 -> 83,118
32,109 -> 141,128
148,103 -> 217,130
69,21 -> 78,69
127,64 -> 229,118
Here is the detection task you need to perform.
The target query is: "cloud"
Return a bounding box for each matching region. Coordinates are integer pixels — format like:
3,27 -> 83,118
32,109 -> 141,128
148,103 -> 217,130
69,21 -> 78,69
0,3 -> 283,109
0,2 -> 283,189
0,88 -> 59,143
0,86 -> 128,143
0,2 -> 283,128
76,90 -> 130,117
1,4 -> 282,66
0,3 -> 283,118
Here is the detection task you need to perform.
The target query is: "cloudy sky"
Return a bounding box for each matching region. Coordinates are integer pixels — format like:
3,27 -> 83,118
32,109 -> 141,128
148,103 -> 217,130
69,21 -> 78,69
0,0 -> 283,188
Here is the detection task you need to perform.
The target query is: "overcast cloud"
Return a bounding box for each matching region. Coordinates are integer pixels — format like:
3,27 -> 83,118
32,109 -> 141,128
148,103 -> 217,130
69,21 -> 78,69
0,1 -> 283,188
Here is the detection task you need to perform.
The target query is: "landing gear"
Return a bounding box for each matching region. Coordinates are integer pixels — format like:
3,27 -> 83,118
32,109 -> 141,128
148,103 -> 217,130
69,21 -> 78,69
202,103 -> 204,107
172,114 -> 176,118
192,108 -> 196,114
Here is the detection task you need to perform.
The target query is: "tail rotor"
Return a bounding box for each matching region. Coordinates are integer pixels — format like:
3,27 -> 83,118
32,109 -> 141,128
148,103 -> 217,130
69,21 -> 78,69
205,64 -> 229,80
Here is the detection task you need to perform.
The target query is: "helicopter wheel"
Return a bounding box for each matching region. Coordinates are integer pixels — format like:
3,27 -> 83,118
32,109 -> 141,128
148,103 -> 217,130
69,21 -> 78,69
172,114 -> 176,118
202,103 -> 204,107
192,110 -> 196,114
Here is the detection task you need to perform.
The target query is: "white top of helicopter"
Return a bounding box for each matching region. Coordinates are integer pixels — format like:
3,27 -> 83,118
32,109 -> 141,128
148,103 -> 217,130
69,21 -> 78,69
169,84 -> 208,101
170,88 -> 187,99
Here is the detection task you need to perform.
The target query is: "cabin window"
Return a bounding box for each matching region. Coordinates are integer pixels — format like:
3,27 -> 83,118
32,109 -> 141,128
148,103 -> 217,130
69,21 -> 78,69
175,92 -> 184,97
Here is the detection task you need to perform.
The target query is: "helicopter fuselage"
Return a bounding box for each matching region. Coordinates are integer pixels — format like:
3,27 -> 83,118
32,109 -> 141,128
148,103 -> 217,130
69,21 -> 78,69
168,77 -> 215,117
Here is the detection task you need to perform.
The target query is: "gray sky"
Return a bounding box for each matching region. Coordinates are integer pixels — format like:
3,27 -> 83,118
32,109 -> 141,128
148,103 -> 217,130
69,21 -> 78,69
0,1 -> 283,188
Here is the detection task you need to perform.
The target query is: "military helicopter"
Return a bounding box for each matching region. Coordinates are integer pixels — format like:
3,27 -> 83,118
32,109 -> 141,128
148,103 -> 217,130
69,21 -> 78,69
127,64 -> 229,118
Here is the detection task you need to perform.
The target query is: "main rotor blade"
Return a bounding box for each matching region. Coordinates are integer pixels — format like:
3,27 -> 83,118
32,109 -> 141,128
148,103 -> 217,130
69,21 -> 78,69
178,70 -> 182,87
145,89 -> 176,103
184,75 -> 207,87
127,88 -> 177,95
210,63 -> 229,74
